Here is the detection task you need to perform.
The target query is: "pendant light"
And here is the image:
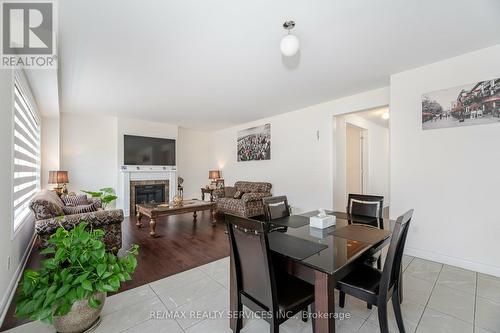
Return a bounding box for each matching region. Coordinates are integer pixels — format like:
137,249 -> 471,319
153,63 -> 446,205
280,21 -> 300,57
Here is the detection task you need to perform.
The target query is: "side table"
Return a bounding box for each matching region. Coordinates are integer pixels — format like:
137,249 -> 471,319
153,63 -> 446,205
201,187 -> 215,202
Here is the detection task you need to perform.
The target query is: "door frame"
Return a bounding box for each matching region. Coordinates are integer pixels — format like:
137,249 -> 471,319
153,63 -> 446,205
345,122 -> 368,195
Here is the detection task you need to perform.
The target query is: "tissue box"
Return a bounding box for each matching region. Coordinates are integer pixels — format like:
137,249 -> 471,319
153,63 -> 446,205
310,215 -> 336,229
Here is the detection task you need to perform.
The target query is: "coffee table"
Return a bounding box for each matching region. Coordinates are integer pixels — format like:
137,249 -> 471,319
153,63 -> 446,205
136,199 -> 217,237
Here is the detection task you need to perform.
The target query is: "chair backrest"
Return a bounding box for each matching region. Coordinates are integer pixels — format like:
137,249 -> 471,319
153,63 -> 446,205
347,194 -> 384,218
235,181 -> 272,193
262,196 -> 290,221
379,209 -> 414,300
226,214 -> 278,311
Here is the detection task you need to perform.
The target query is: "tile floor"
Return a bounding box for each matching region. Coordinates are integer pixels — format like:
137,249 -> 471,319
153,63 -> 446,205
6,256 -> 500,333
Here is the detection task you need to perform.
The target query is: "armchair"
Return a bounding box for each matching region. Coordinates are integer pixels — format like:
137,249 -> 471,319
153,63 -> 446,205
30,190 -> 124,252
214,181 -> 272,218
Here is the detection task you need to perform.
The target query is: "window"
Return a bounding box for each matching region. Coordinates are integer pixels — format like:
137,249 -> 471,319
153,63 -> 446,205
13,73 -> 41,231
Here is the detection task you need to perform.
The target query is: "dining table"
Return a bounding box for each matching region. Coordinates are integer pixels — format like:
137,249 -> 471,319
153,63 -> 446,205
229,210 -> 394,333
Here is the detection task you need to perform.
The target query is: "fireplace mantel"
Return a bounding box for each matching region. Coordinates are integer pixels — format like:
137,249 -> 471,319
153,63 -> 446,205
120,166 -> 177,217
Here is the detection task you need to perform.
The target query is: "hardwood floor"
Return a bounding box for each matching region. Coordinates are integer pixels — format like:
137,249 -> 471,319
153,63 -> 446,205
0,211 -> 229,331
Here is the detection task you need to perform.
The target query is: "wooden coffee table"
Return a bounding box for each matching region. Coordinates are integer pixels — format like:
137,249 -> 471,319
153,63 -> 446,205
135,199 -> 217,237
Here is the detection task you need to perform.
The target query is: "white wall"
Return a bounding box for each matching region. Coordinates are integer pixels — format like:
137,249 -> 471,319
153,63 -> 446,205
60,113 -> 118,194
334,113 -> 390,211
60,113 -> 179,210
116,117 -> 178,209
209,87 -> 389,213
390,44 -> 500,276
177,128 -> 213,199
41,116 -> 60,189
0,70 -> 36,322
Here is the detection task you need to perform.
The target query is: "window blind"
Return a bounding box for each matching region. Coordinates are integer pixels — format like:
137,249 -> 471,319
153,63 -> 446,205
13,75 -> 41,230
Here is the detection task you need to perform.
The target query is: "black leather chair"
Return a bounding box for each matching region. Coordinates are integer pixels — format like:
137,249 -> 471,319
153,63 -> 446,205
226,214 -> 315,333
347,193 -> 385,269
262,196 -> 290,220
262,196 -> 290,233
337,209 -> 414,333
347,193 -> 384,220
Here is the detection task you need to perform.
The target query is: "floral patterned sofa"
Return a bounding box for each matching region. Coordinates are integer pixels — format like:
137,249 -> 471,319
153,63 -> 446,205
213,181 -> 272,218
29,190 -> 124,252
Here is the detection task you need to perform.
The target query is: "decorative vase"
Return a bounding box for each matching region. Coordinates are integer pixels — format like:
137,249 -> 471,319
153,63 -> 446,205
172,195 -> 183,206
53,292 -> 106,333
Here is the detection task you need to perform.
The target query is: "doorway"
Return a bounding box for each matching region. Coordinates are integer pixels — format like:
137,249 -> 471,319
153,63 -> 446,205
333,106 -> 390,212
346,124 -> 366,195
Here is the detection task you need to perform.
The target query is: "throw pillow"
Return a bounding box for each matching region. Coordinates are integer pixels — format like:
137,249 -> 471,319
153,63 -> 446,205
29,190 -> 64,220
61,194 -> 89,207
62,201 -> 100,215
233,190 -> 244,199
30,200 -> 64,220
89,198 -> 103,210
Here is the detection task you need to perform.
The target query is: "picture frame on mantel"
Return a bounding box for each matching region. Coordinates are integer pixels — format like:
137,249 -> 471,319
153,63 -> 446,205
215,179 -> 225,189
209,179 -> 224,189
422,78 -> 500,130
237,123 -> 271,161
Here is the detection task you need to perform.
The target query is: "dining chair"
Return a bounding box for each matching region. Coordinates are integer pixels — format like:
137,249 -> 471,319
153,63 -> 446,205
262,196 -> 290,233
262,196 -> 290,220
226,214 -> 315,333
337,209 -> 414,333
347,193 -> 384,270
347,193 -> 384,220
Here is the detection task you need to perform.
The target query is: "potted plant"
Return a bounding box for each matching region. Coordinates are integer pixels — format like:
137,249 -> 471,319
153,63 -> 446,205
15,222 -> 139,333
82,187 -> 118,209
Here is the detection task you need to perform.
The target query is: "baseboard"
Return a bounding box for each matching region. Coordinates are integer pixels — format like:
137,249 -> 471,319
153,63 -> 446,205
0,232 -> 36,326
405,246 -> 500,277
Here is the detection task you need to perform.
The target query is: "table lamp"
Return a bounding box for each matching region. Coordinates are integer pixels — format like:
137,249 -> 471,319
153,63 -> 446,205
209,170 -> 221,182
49,171 -> 69,195
208,170 -> 221,189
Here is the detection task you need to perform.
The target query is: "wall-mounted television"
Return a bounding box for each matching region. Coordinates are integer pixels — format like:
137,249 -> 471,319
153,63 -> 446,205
124,135 -> 176,166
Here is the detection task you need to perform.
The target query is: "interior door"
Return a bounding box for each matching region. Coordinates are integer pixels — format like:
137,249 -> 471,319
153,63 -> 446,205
346,124 -> 364,195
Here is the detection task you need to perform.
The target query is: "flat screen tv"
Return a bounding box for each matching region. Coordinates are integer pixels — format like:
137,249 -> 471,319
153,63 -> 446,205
124,135 -> 176,166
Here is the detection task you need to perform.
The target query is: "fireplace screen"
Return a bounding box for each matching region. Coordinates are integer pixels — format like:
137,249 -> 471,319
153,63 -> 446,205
135,185 -> 165,205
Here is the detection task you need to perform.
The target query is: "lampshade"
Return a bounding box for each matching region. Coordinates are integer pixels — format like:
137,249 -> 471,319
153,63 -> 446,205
280,34 -> 300,57
208,170 -> 221,180
48,171 -> 69,184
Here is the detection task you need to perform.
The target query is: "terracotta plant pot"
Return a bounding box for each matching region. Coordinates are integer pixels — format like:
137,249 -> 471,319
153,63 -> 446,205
53,292 -> 106,333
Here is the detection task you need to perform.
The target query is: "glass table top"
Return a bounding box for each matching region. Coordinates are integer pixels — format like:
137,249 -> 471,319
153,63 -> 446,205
267,211 -> 393,276
136,199 -> 214,211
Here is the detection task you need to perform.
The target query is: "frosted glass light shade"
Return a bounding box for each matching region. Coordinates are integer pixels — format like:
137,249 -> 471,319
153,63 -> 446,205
280,34 -> 300,57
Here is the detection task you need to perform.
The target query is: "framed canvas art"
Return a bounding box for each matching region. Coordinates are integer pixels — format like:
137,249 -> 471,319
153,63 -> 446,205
237,124 -> 271,161
422,78 -> 500,130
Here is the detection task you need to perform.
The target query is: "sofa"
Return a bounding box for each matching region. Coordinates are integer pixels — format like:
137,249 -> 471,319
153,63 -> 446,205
29,189 -> 124,252
213,181 -> 272,218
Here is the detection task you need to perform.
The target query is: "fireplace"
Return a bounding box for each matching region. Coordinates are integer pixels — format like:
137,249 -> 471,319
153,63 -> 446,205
130,180 -> 169,215
136,185 -> 164,204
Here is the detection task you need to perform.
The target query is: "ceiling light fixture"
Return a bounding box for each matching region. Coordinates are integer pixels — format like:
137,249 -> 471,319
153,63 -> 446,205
280,21 -> 300,57
382,112 -> 390,120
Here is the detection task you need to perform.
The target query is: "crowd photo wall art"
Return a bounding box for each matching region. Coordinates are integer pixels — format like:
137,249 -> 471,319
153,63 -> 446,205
237,123 -> 271,161
422,78 -> 500,130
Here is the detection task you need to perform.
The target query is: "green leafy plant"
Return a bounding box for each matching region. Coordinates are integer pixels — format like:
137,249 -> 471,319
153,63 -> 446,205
82,187 -> 118,209
15,222 -> 139,324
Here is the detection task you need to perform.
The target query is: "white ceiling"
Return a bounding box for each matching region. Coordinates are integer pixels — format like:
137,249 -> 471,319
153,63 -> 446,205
58,0 -> 500,129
